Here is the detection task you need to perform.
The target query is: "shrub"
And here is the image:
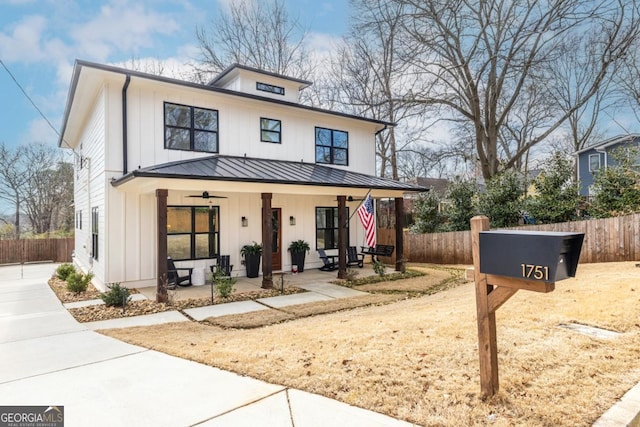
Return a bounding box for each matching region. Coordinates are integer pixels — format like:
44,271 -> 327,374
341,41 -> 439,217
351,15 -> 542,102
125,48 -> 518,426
66,271 -> 94,293
210,267 -> 237,298
373,260 -> 387,277
100,283 -> 131,307
56,263 -> 76,281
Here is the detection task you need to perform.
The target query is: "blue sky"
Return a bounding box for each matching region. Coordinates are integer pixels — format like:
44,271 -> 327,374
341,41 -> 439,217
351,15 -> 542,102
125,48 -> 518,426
0,0 -> 349,150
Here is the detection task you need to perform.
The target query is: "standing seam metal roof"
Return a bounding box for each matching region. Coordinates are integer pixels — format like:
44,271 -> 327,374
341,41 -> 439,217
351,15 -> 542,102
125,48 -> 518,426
111,155 -> 428,192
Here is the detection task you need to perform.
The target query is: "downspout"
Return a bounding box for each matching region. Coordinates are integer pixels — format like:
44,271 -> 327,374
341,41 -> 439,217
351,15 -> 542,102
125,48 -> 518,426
122,74 -> 131,174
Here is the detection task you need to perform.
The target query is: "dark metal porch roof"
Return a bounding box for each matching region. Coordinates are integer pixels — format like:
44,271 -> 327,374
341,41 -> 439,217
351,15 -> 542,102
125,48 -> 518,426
111,155 -> 428,192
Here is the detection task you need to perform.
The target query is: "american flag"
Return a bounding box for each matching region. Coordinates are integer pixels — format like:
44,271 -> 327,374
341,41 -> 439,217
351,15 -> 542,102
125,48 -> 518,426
357,194 -> 376,247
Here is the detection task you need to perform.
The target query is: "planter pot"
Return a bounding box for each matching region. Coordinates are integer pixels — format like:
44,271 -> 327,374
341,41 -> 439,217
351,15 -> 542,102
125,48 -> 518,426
245,253 -> 261,278
290,251 -> 306,273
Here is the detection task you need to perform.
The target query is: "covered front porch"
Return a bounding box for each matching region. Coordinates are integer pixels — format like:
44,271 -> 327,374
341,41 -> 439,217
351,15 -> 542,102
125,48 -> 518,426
110,155 -> 427,302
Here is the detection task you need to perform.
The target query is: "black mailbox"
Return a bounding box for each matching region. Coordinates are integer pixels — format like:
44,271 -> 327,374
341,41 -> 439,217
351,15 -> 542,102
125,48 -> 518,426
479,230 -> 584,283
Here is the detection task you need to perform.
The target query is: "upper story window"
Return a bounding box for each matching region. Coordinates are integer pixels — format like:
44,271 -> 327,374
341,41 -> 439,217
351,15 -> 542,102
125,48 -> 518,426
256,82 -> 285,96
315,127 -> 348,165
589,153 -> 601,172
164,102 -> 218,153
260,118 -> 281,143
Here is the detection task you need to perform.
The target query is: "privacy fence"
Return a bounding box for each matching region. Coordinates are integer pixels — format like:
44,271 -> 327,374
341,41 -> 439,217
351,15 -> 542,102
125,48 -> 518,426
377,213 -> 640,265
0,238 -> 74,265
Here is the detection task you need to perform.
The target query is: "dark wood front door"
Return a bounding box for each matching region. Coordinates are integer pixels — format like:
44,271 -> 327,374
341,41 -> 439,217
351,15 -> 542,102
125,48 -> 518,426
271,208 -> 282,270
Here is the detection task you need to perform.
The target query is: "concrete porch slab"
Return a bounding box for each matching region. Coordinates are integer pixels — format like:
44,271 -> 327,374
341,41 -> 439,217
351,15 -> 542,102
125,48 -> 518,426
84,310 -> 188,330
184,300 -> 269,321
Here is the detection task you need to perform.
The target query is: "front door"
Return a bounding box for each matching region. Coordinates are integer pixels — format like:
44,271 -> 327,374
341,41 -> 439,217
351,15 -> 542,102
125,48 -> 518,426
271,208 -> 282,270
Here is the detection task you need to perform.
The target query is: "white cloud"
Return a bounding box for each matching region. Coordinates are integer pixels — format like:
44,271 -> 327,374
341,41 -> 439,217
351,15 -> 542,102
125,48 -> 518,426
0,15 -> 49,62
69,2 -> 180,62
21,117 -> 59,145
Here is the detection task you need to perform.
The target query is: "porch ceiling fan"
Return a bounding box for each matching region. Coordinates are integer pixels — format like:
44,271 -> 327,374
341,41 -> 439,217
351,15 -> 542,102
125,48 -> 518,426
184,191 -> 227,199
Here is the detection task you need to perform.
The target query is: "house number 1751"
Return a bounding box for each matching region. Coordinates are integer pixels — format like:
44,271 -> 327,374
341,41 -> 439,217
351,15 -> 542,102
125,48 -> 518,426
520,264 -> 549,281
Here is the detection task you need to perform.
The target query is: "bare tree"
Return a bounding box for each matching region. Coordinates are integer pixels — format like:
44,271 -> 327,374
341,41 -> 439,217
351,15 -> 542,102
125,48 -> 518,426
195,0 -> 311,81
21,144 -> 73,235
399,0 -> 640,180
331,0 -> 426,178
0,143 -> 27,238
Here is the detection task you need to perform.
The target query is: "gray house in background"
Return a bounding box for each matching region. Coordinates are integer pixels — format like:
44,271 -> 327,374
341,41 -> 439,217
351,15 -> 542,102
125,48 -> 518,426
575,134 -> 640,196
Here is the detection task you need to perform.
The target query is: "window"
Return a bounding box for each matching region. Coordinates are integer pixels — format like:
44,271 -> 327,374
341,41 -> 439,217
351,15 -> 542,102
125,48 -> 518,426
260,118 -> 281,143
167,206 -> 220,261
315,207 -> 348,250
315,127 -> 348,165
256,82 -> 285,95
589,154 -> 601,172
164,102 -> 218,153
76,210 -> 82,230
91,207 -> 98,261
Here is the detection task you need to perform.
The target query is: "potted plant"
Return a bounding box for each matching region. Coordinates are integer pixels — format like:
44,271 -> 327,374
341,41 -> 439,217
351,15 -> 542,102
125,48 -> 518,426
288,239 -> 310,273
241,241 -> 262,278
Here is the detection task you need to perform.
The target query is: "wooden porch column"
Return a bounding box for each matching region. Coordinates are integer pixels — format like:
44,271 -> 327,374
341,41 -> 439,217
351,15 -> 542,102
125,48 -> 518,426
395,197 -> 405,272
156,189 -> 168,303
261,192 -> 273,289
337,195 -> 347,279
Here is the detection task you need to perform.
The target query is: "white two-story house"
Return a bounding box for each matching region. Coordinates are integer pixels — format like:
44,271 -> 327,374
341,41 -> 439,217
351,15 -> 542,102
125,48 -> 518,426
59,60 -> 425,294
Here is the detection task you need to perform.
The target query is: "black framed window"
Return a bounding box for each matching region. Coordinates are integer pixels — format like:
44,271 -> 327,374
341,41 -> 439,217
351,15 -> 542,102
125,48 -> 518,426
260,118 -> 281,143
315,127 -> 348,165
167,206 -> 220,261
315,207 -> 348,250
256,82 -> 285,95
76,210 -> 82,230
91,207 -> 98,260
164,102 -> 218,153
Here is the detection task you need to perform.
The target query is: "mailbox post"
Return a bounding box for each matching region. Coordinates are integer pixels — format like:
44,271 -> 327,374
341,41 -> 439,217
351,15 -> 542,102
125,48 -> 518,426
471,216 -> 584,398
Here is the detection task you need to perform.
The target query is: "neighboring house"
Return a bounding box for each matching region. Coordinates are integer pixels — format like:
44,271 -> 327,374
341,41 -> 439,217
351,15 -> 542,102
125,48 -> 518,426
575,134 -> 640,197
58,60 -> 426,290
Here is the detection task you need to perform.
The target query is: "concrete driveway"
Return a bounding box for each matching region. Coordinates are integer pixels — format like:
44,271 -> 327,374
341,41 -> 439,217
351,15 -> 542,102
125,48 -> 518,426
0,263 -> 414,427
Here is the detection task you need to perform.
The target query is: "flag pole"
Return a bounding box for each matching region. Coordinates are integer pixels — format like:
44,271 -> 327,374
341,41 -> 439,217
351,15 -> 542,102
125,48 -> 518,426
347,189 -> 372,224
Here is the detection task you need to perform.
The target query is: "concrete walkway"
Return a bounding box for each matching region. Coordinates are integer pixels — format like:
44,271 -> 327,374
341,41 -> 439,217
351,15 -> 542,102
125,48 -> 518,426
0,263 -> 415,427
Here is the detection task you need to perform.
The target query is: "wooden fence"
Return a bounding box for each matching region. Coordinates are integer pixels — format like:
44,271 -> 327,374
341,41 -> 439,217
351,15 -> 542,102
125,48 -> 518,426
378,213 -> 640,265
0,238 -> 74,265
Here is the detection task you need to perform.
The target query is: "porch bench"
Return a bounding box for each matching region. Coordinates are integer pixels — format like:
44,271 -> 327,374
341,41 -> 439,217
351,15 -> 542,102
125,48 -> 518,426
360,244 -> 395,263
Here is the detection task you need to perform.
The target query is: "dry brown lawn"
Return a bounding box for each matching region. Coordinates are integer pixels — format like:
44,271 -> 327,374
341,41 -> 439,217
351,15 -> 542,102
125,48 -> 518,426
101,262 -> 640,426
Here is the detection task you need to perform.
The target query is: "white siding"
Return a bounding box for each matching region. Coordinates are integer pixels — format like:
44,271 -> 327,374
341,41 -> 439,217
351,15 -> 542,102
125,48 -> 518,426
124,79 -> 378,175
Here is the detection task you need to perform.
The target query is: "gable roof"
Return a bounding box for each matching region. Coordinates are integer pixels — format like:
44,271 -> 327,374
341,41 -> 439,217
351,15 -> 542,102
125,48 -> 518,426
111,155 -> 427,192
58,60 -> 394,148
208,63 -> 312,89
575,134 -> 640,155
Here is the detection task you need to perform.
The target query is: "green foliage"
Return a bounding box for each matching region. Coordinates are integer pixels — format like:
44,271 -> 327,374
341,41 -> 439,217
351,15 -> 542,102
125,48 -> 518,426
478,169 -> 525,228
526,153 -> 581,224
373,260 -> 386,277
56,263 -> 76,281
288,239 -> 310,253
210,267 -> 237,298
443,178 -> 478,231
240,241 -> 262,257
100,283 -> 131,307
590,147 -> 640,218
66,271 -> 94,293
410,191 -> 445,233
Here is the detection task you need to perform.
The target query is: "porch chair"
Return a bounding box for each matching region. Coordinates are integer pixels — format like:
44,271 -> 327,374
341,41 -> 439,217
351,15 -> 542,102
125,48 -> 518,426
347,246 -> 364,268
210,255 -> 234,277
318,249 -> 337,271
167,256 -> 193,289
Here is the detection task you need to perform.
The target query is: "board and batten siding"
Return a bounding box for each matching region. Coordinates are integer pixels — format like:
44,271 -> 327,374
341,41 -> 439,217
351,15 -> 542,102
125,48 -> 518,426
123,79 -> 378,176
73,84 -> 107,287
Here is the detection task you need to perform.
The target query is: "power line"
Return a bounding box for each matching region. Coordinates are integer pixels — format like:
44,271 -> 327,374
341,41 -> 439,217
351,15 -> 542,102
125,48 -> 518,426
0,58 -> 61,139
